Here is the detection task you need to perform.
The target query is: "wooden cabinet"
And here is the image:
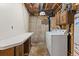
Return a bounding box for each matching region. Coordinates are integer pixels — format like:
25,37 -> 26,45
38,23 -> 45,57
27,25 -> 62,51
0,48 -> 14,56
15,44 -> 24,56
24,37 -> 31,56
0,37 -> 31,56
15,37 -> 31,56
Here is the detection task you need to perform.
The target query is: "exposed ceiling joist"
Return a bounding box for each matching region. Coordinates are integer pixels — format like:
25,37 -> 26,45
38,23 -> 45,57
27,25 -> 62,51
45,3 -> 53,10
55,4 -> 62,13
24,3 -> 62,16
45,3 -> 48,10
52,4 -> 57,9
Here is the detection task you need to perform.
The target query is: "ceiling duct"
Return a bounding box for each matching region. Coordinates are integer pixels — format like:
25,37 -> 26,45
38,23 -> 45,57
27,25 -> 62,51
39,3 -> 46,16
40,3 -> 43,11
39,3 -> 55,17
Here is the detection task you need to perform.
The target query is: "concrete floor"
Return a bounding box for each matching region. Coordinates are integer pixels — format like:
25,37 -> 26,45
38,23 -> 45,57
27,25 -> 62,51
29,42 -> 49,56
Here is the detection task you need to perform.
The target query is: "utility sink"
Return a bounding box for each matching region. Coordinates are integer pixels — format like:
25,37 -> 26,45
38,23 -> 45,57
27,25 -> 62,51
46,29 -> 67,56
46,29 -> 67,35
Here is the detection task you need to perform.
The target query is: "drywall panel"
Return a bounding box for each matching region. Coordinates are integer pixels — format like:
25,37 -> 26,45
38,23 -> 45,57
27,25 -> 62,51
0,4 -> 29,39
22,4 -> 29,32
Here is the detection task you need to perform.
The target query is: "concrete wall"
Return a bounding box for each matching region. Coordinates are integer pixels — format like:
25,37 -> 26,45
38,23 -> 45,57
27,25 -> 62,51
29,16 -> 48,44
0,4 -> 29,39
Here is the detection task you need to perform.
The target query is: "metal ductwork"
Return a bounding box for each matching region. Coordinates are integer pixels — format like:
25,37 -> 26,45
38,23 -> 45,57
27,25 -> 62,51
39,3 -> 46,16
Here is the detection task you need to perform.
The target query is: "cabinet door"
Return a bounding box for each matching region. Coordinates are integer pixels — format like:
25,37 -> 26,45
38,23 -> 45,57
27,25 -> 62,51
24,38 -> 31,56
0,48 -> 14,56
52,35 -> 67,56
16,44 -> 24,56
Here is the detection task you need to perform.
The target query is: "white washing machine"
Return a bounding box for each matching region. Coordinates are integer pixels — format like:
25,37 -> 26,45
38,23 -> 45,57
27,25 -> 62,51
46,29 -> 67,56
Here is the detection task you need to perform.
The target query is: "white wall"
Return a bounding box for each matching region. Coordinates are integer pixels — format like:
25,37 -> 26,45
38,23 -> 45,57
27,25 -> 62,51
22,4 -> 29,32
0,4 -> 29,39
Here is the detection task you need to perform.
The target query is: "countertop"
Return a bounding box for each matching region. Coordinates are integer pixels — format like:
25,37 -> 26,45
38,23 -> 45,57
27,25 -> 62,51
0,32 -> 33,50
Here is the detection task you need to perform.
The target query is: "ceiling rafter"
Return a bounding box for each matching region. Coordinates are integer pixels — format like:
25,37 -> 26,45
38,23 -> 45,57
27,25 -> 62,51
52,4 -> 57,9
55,4 -> 62,13
24,3 -> 62,16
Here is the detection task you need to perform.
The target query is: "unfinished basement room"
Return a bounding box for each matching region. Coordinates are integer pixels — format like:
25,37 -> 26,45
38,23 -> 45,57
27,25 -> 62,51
0,3 -> 79,56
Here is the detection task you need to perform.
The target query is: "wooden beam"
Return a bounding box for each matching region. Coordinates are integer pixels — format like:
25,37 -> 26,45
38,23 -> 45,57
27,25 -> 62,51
24,3 -> 39,16
45,3 -> 54,10
52,4 -> 57,9
48,3 -> 53,10
45,3 -> 48,10
55,4 -> 62,13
